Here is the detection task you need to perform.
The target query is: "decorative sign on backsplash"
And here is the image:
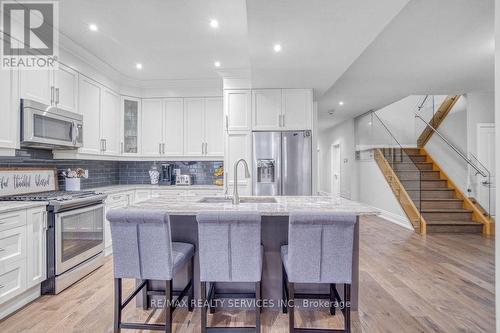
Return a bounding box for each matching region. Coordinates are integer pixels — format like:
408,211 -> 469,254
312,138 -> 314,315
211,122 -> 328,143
0,168 -> 57,196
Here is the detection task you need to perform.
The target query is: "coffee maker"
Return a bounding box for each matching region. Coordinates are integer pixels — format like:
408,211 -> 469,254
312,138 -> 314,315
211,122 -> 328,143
159,163 -> 174,185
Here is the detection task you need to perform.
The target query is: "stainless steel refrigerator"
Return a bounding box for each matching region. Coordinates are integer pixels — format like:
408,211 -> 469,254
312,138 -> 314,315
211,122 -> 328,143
252,131 -> 312,196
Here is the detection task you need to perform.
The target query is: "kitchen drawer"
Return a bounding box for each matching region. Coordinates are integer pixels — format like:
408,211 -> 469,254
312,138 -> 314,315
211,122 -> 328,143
188,189 -> 224,197
106,193 -> 129,206
0,226 -> 27,267
0,259 -> 27,305
0,210 -> 27,233
151,190 -> 184,198
134,190 -> 151,203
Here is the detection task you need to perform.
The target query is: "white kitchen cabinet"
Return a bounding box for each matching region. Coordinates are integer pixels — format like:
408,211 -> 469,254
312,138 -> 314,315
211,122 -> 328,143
0,260 -> 27,306
252,89 -> 282,130
184,98 -> 205,156
0,64 -> 18,153
204,97 -> 224,156
225,90 -> 252,131
26,208 -> 46,288
141,99 -> 164,156
163,98 -> 184,156
104,193 -> 129,254
282,89 -> 312,130
19,68 -> 53,106
0,226 -> 26,267
225,132 -> 252,195
101,88 -> 121,155
121,97 -> 140,155
54,64 -> 78,112
78,76 -> 102,155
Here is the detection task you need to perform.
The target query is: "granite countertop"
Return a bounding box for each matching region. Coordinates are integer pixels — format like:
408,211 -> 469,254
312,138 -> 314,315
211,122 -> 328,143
129,195 -> 379,216
0,201 -> 48,214
89,184 -> 224,195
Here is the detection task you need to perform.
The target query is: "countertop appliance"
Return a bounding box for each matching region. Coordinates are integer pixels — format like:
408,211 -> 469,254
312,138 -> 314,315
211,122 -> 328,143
0,190 -> 107,294
175,174 -> 192,186
160,163 -> 174,185
253,131 -> 312,196
20,99 -> 83,149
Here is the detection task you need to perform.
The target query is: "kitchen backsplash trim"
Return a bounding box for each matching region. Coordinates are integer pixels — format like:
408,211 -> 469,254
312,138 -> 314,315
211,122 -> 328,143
0,149 -> 223,190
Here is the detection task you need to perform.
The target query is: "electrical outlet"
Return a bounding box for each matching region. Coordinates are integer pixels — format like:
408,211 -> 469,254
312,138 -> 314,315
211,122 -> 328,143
84,169 -> 89,179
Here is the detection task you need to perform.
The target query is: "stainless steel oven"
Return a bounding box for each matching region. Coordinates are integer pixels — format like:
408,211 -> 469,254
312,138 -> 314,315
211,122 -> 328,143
20,99 -> 83,149
55,204 -> 105,275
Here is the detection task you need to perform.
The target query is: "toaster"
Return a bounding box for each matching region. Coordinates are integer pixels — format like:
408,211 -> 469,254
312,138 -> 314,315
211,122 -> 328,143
175,174 -> 192,186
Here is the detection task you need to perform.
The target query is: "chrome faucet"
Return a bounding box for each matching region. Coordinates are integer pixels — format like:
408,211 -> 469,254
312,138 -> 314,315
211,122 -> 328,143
233,158 -> 251,205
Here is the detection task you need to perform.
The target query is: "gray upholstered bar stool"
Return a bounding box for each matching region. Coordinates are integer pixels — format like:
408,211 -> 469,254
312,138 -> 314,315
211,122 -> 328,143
196,211 -> 263,333
107,208 -> 195,333
281,212 -> 357,333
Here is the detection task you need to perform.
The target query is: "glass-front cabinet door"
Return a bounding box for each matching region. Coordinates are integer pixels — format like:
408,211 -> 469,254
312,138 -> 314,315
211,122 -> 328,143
122,98 -> 140,154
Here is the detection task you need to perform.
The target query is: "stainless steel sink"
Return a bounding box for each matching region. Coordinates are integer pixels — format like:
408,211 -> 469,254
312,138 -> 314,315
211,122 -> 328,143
198,197 -> 277,204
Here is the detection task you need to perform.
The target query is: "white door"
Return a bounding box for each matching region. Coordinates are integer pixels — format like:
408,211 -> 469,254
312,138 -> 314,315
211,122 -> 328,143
78,77 -> 102,154
0,64 -> 18,151
19,68 -> 53,105
54,64 -> 78,112
225,90 -> 251,131
184,98 -> 204,156
225,132 -> 252,195
163,98 -> 184,156
282,89 -> 312,130
100,88 -> 121,155
331,144 -> 341,197
141,99 -> 164,156
477,124 -> 495,216
204,97 -> 224,157
252,89 -> 282,130
26,208 -> 46,288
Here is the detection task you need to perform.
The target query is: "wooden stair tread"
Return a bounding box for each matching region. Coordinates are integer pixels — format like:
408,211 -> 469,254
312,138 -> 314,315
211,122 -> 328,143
406,188 -> 454,191
421,209 -> 472,213
425,220 -> 481,225
421,199 -> 462,201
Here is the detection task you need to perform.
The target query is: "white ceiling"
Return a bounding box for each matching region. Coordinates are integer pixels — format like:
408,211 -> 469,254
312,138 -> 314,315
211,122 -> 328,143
246,0 -> 410,95
58,0 -> 250,81
318,0 -> 495,129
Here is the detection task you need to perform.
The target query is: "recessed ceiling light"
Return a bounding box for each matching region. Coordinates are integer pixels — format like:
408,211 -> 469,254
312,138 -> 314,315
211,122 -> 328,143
214,61 -> 221,68
88,24 -> 98,32
273,44 -> 282,52
339,101 -> 344,106
210,19 -> 219,29
135,63 -> 143,70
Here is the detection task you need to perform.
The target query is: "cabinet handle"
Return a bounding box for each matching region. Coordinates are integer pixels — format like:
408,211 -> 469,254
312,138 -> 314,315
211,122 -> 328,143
201,142 -> 204,155
159,143 -> 162,154
42,211 -> 48,230
55,88 -> 60,105
282,114 -> 285,127
225,115 -> 229,132
205,142 -> 208,155
50,86 -> 55,105
121,142 -> 124,154
100,139 -> 104,152
104,139 -> 107,152
163,143 -> 166,154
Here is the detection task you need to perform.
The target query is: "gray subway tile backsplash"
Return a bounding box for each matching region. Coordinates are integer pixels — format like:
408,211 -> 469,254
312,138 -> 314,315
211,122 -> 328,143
0,148 -> 223,189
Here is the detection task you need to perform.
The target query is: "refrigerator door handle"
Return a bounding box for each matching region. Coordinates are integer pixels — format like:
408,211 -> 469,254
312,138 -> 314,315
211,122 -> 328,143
282,135 -> 287,179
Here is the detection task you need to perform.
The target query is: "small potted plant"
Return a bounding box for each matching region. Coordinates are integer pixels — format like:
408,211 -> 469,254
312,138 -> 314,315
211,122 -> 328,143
61,168 -> 87,191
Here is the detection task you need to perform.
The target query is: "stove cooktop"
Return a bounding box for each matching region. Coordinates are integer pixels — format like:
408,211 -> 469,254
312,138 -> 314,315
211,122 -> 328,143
0,190 -> 100,202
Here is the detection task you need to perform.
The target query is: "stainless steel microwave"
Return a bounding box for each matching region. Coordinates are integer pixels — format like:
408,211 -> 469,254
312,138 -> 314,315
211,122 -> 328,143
20,99 -> 83,149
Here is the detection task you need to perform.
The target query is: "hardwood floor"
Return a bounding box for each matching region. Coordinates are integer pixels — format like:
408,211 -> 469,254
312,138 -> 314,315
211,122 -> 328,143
0,216 -> 495,332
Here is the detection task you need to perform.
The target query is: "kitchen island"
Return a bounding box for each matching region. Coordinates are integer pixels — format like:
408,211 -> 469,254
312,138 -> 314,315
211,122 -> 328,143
127,195 -> 378,311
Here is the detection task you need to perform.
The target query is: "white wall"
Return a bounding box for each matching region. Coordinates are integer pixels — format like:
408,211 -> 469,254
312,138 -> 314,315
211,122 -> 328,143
495,0 -> 499,330
358,159 -> 412,229
425,97 -> 469,193
317,119 -> 358,200
466,92 -> 495,157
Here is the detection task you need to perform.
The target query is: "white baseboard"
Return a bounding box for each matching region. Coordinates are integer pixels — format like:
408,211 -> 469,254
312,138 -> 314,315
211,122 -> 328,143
371,206 -> 414,230
0,285 -> 40,320
104,246 -> 113,256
